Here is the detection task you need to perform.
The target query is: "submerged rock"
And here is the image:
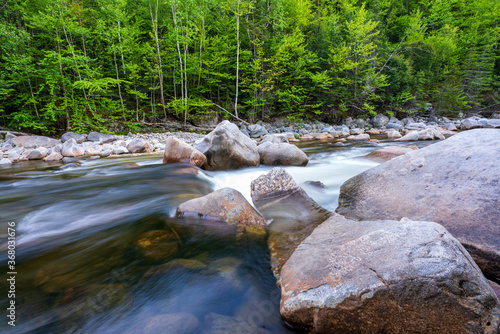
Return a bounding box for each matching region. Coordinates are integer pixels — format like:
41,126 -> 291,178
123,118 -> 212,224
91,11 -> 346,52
193,120 -> 260,170
202,313 -> 271,334
163,137 -> 206,167
337,129 -> 500,278
176,187 -> 267,227
280,214 -> 500,333
136,230 -> 180,261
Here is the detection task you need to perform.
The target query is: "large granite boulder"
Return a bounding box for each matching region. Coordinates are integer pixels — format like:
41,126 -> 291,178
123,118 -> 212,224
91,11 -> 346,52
163,137 -> 206,167
176,187 -> 267,227
364,146 -> 415,162
251,168 -> 331,278
337,129 -> 500,278
193,120 -> 260,170
280,214 -> 500,333
12,136 -> 59,148
257,142 -> 308,166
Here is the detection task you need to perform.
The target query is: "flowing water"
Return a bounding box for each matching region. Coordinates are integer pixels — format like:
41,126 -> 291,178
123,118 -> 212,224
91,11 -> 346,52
0,137 -> 434,333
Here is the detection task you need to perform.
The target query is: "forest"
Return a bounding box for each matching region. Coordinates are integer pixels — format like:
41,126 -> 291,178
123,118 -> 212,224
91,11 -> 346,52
0,0 -> 499,134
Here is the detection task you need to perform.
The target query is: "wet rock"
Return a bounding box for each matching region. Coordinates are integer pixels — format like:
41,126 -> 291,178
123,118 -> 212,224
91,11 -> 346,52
136,230 -> 180,261
61,132 -> 87,144
0,158 -> 12,165
303,180 -> 326,189
61,139 -> 85,157
248,124 -> 268,138
364,146 -> 415,162
176,187 -> 267,227
353,134 -> 370,141
395,131 -> 419,141
386,122 -> 403,130
113,146 -> 129,155
44,152 -> 64,161
127,312 -> 201,334
337,129 -> 500,278
163,137 -> 206,167
490,281 -> 500,301
387,130 -> 402,139
280,214 -> 500,333
257,142 -> 308,166
144,259 -> 207,278
203,313 -> 271,334
12,136 -> 59,148
372,114 -> 390,128
62,157 -> 78,163
87,131 -> 116,143
193,121 -> 260,171
26,147 -> 48,160
251,168 -> 331,278
127,139 -> 153,153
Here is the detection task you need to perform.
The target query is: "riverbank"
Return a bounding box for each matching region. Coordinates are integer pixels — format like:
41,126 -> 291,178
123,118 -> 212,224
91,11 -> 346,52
1,114 -> 499,166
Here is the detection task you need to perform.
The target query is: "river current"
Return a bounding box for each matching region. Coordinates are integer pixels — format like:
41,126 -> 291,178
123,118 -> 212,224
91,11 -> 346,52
0,137 -> 433,333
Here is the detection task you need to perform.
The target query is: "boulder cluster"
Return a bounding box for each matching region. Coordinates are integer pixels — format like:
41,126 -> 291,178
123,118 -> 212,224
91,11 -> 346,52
171,129 -> 500,333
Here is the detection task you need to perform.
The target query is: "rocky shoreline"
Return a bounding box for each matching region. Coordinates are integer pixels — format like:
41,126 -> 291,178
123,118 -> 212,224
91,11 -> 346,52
1,114 -> 499,166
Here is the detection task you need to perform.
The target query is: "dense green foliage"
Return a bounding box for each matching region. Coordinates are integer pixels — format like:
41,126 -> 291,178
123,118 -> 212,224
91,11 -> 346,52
1,0 -> 499,133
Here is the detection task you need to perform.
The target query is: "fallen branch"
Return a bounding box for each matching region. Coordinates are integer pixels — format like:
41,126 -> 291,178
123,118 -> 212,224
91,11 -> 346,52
203,98 -> 250,125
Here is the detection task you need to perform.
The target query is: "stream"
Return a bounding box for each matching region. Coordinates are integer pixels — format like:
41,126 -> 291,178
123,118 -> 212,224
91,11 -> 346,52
0,137 -> 435,333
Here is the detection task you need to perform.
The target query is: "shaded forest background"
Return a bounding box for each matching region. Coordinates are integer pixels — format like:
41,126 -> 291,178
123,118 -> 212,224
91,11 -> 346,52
1,0 -> 499,134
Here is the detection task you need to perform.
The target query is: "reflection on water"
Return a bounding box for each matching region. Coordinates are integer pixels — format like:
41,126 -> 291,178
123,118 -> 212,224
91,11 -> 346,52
0,138 -> 434,333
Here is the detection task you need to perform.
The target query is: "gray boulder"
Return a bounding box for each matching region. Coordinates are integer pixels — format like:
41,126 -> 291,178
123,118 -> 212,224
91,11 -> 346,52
386,122 -> 403,130
372,114 -> 390,128
260,134 -> 288,144
193,120 -> 260,171
12,136 -> 59,148
61,139 -> 85,157
127,139 -> 153,153
163,137 -> 206,167
248,124 -> 268,138
126,312 -> 201,334
280,214 -> 500,333
44,152 -> 63,161
87,131 -> 116,143
112,146 -> 129,155
337,129 -> 500,278
26,147 -> 48,160
258,142 -> 308,166
61,132 -> 87,144
176,187 -> 267,227
352,134 -> 370,141
461,117 -> 482,130
5,132 -> 17,141
395,131 -> 419,141
387,130 -> 402,139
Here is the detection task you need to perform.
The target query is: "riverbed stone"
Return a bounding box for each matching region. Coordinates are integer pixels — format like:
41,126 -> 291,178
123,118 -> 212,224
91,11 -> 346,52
386,130 -> 402,139
176,187 -> 267,227
87,131 -> 116,143
386,122 -> 403,130
280,214 -> 500,333
372,114 -> 390,128
85,144 -> 102,156
248,124 -> 268,138
163,137 -> 206,167
395,131 -> 419,141
136,230 -> 179,262
250,168 -> 331,278
61,132 -> 87,144
0,158 -> 12,165
203,313 -> 271,334
61,139 -> 85,157
44,152 -> 63,161
257,142 -> 308,166
352,133 -> 370,141
5,132 -> 17,141
127,139 -> 153,153
26,147 -> 48,160
337,129 -> 500,278
193,120 -> 260,171
113,146 -> 129,155
127,312 -> 201,334
12,135 -> 59,148
364,146 -> 415,162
